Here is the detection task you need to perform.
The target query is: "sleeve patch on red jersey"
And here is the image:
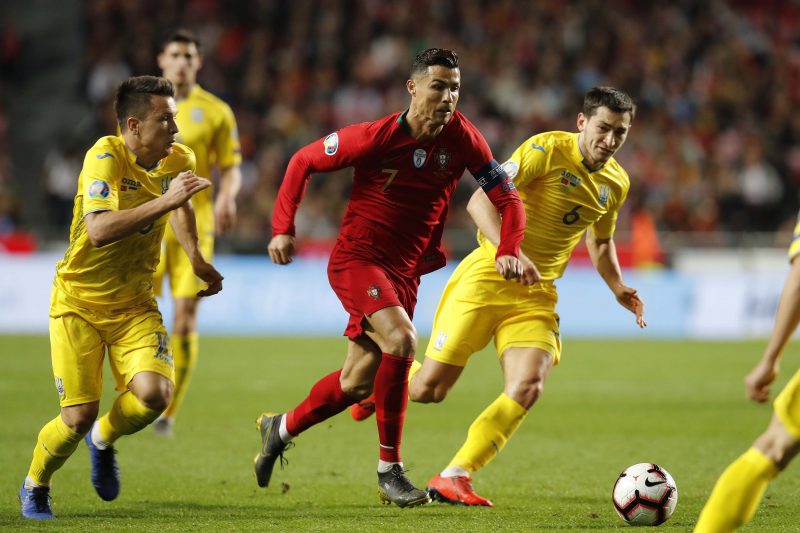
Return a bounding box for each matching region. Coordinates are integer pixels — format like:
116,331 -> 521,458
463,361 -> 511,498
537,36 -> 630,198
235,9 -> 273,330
323,132 -> 339,156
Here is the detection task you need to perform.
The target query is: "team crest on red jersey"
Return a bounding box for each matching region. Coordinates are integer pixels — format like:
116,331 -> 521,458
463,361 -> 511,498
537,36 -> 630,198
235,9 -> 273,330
435,148 -> 451,169
367,285 -> 381,300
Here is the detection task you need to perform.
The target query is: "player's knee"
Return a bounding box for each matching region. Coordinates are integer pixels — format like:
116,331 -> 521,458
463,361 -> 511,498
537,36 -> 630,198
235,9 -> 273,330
383,327 -> 417,357
340,379 -> 373,401
409,381 -> 449,404
133,383 -> 173,412
755,428 -> 800,470
61,404 -> 99,434
507,378 -> 545,410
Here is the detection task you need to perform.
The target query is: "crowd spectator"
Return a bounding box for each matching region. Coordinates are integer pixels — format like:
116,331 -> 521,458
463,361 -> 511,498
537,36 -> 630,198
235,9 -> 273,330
68,0 -> 800,258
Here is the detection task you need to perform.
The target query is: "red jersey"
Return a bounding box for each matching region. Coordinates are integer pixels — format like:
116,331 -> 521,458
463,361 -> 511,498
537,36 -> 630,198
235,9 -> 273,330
272,110 -> 524,277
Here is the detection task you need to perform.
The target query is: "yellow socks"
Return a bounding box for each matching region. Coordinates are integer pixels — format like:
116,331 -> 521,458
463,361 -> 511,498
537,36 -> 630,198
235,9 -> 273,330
450,393 -> 528,473
694,447 -> 779,532
98,391 -> 161,444
27,415 -> 84,486
162,333 -> 198,419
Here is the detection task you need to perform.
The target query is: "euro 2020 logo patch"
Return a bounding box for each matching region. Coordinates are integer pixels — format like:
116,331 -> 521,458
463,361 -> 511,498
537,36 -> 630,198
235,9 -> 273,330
323,132 -> 339,156
88,180 -> 110,199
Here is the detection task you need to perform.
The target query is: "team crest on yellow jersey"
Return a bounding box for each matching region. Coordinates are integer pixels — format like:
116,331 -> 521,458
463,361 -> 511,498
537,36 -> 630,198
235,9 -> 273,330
599,185 -> 611,206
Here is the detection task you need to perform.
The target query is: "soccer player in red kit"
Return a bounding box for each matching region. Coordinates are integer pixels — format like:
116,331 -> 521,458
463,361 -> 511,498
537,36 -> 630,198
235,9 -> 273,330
253,48 -> 528,507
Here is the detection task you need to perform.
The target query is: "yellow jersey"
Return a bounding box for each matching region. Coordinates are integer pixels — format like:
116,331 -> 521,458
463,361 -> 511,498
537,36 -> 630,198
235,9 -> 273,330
174,84 -> 241,218
55,135 -> 196,308
479,131 -> 630,281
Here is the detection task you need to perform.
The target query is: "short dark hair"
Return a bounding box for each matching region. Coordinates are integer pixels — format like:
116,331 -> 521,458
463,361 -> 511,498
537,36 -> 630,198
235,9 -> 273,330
160,28 -> 201,53
583,87 -> 636,120
114,76 -> 175,128
411,48 -> 459,78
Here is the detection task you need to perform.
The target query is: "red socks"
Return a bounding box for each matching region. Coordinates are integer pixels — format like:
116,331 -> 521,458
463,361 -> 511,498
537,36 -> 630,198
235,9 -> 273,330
374,353 -> 413,463
285,369 -> 353,436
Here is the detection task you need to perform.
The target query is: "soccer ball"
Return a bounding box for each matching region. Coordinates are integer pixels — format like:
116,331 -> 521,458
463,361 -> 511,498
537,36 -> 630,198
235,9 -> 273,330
612,463 -> 678,526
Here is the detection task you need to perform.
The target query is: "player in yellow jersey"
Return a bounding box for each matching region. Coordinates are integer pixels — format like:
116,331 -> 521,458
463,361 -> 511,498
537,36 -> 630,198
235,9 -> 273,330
18,76 -> 223,520
694,217 -> 800,532
151,29 -> 242,437
350,87 -> 645,505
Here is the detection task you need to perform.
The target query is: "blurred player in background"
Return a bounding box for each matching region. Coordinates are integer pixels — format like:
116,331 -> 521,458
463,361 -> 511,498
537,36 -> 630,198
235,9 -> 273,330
18,76 -> 223,520
253,48 -> 526,508
353,87 -> 645,506
694,218 -> 800,531
152,29 -> 241,437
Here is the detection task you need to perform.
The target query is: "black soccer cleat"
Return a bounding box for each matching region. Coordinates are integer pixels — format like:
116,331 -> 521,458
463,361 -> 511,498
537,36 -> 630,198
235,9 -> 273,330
377,464 -> 431,508
253,413 -> 292,488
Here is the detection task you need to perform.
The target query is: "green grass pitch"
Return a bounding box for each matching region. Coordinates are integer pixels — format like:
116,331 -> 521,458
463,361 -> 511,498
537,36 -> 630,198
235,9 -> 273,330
1,335 -> 799,531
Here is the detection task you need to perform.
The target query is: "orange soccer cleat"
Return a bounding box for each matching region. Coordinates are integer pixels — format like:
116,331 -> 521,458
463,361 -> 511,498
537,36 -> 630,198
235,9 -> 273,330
427,474 -> 493,507
349,395 -> 376,421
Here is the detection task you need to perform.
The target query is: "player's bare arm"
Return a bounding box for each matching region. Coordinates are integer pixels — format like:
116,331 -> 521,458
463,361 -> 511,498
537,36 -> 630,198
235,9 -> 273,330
214,165 -> 242,234
268,234 -> 296,265
84,171 -> 210,247
585,228 -> 646,328
466,188 -> 538,285
746,254 -> 800,401
170,200 -> 223,297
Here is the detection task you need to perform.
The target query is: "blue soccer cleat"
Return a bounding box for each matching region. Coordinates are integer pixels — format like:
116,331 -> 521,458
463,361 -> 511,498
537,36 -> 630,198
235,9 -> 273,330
19,482 -> 54,520
85,431 -> 120,501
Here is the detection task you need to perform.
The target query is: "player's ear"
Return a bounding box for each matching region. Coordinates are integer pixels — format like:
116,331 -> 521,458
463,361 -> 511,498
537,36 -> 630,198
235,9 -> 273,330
406,79 -> 415,97
577,112 -> 586,132
127,117 -> 140,135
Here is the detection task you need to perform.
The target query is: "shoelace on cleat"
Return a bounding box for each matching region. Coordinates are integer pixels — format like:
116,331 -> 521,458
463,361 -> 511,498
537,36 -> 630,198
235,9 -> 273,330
28,487 -> 51,513
387,467 -> 417,492
277,441 -> 295,470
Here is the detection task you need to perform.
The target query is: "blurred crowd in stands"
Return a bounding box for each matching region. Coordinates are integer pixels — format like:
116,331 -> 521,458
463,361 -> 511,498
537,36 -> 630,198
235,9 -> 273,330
4,0 -> 800,260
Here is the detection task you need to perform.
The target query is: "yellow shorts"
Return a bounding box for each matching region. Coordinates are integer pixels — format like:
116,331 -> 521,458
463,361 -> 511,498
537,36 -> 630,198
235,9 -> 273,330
49,287 -> 174,407
774,368 -> 800,439
424,247 -> 562,367
153,213 -> 214,299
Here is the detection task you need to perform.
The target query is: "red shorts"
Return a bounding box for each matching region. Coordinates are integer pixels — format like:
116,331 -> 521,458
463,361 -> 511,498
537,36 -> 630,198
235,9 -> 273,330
328,252 -> 419,340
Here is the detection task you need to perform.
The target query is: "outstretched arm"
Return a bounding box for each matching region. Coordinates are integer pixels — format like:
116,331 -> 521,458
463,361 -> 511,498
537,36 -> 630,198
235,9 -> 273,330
467,188 -> 539,285
746,255 -> 800,402
585,227 -> 646,328
170,200 -> 223,297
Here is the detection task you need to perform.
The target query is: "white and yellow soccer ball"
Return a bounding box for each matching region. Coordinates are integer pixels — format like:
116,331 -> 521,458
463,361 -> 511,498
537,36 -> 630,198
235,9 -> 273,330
612,463 -> 678,526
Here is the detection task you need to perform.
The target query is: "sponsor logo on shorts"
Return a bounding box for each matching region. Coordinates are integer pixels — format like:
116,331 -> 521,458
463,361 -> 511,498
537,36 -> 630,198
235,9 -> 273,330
323,132 -> 339,156
434,331 -> 447,351
88,180 -> 110,199
55,376 -> 65,399
413,148 -> 427,169
367,285 -> 381,300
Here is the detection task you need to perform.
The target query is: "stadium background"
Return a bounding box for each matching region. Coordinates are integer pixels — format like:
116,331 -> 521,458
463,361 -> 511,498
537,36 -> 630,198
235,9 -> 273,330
1,0 -> 799,337
1,2 -> 800,530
